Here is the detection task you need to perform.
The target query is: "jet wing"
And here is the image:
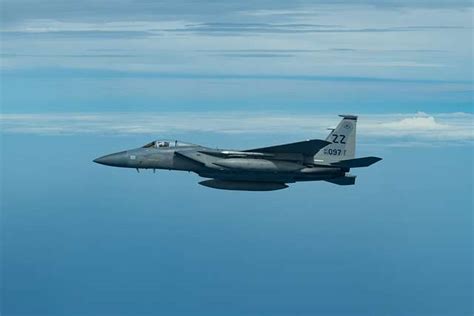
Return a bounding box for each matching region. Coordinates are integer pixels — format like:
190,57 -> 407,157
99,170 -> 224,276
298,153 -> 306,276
245,139 -> 331,156
176,150 -> 276,167
199,150 -> 275,159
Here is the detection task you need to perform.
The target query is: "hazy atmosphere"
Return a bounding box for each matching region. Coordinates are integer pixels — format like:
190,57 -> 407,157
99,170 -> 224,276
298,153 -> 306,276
1,0 -> 473,315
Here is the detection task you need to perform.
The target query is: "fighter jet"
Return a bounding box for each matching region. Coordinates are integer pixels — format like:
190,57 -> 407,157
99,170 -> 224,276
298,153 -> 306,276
94,115 -> 381,191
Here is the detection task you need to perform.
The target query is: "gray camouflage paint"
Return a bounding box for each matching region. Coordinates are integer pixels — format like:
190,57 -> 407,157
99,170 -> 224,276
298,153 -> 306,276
94,115 -> 381,190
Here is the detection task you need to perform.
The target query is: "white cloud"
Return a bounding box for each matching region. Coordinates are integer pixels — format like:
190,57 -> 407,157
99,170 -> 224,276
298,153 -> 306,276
2,19 -> 187,33
359,112 -> 473,141
1,112 -> 472,145
1,6 -> 471,79
383,116 -> 442,129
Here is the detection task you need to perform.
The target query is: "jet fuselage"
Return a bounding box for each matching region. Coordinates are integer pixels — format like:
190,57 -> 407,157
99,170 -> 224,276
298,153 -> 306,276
93,145 -> 345,184
93,115 -> 381,190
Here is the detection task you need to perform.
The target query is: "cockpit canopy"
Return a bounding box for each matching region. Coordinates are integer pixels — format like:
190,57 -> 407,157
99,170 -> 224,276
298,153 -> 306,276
142,140 -> 195,149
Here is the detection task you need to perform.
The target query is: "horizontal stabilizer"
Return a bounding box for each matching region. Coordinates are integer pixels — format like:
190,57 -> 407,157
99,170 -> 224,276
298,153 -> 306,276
330,156 -> 382,168
246,139 -> 331,156
325,175 -> 356,186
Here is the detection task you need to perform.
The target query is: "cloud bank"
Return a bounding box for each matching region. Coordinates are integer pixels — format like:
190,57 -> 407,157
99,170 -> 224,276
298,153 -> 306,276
1,112 -> 472,145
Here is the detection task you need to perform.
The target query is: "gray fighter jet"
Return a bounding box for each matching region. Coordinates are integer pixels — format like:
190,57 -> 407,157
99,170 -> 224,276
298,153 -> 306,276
94,115 -> 381,191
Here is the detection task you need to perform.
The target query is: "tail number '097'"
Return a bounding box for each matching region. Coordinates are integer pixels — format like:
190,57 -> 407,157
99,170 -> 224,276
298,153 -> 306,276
324,148 -> 347,156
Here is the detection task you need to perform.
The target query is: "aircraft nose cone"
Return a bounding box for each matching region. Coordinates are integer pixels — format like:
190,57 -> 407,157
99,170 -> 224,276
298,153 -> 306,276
93,156 -> 108,165
93,151 -> 128,167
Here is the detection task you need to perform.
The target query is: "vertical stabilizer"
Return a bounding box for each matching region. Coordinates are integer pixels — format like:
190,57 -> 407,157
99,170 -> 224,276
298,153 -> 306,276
314,115 -> 357,164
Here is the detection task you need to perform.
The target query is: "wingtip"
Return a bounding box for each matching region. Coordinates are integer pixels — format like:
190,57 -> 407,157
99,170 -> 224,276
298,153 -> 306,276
367,156 -> 383,164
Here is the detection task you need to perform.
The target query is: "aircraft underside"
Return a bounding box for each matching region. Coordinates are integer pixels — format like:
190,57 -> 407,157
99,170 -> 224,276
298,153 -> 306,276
196,168 -> 351,191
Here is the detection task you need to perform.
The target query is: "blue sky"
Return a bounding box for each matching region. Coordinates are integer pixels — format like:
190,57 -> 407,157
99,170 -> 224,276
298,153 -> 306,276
1,1 -> 473,315
1,0 -> 473,114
